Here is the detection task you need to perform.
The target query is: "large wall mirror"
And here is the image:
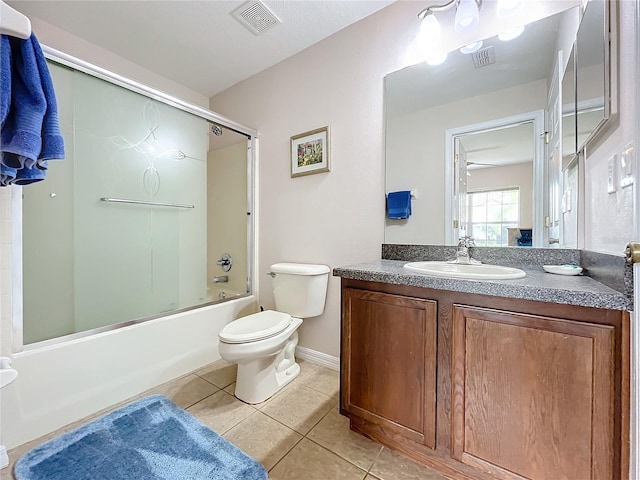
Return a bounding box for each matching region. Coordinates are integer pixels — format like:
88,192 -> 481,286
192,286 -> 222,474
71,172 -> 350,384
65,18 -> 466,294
385,0 -> 610,248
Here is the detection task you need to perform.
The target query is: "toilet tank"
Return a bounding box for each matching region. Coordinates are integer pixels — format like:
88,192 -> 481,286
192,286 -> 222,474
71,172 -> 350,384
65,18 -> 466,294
270,263 -> 330,318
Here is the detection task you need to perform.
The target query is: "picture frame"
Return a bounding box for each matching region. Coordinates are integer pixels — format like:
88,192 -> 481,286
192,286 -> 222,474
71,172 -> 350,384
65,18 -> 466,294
290,126 -> 330,178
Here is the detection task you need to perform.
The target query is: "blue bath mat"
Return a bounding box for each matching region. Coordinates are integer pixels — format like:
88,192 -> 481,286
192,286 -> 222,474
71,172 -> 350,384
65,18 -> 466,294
14,394 -> 267,480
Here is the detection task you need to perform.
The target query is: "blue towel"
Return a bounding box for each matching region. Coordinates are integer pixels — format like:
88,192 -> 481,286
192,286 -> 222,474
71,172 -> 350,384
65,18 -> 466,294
1,33 -> 64,186
387,190 -> 412,219
0,36 -> 10,126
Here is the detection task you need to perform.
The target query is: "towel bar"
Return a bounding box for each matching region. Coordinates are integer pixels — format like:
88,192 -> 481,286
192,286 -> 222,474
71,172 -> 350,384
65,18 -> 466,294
100,197 -> 194,209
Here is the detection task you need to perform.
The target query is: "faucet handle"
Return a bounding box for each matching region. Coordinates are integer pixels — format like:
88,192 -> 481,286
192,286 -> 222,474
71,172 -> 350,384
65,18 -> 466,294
216,253 -> 233,272
458,236 -> 475,247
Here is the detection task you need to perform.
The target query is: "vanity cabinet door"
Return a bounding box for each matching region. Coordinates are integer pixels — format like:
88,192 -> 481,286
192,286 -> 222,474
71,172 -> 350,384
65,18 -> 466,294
451,305 -> 615,480
341,288 -> 437,448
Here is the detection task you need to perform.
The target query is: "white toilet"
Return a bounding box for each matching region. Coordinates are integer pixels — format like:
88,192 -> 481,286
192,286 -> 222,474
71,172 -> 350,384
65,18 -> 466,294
218,262 -> 330,404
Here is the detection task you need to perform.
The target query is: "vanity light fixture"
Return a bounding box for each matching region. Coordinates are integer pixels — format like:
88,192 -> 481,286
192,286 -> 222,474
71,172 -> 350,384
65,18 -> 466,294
418,0 -> 482,44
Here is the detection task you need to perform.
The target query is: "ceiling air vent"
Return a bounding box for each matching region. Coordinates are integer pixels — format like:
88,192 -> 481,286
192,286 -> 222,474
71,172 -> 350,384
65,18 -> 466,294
232,0 -> 282,36
472,46 -> 496,69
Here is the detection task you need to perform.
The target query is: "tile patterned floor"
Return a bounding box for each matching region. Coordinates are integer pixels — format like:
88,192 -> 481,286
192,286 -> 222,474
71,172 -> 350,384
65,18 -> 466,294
5,360 -> 447,480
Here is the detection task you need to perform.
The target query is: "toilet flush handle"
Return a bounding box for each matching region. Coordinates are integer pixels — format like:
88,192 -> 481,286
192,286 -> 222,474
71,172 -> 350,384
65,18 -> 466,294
267,272 -> 276,278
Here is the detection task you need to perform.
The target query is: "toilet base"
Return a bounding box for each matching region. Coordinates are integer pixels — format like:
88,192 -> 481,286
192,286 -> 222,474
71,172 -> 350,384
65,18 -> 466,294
234,331 -> 301,404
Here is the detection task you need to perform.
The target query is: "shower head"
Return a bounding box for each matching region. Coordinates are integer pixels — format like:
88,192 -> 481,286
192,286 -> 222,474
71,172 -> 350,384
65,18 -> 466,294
211,124 -> 223,136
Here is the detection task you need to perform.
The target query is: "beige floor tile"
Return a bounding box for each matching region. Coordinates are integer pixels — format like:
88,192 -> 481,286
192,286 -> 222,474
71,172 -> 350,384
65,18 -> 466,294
223,411 -> 302,470
186,390 -> 255,434
298,364 -> 340,398
364,476 -> 382,480
296,359 -> 320,379
194,359 -> 237,388
307,405 -> 382,470
269,438 -> 367,480
370,448 -> 447,480
260,382 -> 335,435
146,374 -> 218,409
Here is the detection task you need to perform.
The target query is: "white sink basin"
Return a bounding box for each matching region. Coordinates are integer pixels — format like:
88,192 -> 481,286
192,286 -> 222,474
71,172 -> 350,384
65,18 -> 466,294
403,261 -> 526,280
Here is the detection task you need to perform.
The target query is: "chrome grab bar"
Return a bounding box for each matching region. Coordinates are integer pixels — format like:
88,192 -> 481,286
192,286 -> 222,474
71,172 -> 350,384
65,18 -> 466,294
100,197 -> 194,209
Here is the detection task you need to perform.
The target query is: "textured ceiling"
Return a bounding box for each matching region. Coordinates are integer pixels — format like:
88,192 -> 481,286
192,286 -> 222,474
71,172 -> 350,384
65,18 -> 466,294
9,0 -> 395,98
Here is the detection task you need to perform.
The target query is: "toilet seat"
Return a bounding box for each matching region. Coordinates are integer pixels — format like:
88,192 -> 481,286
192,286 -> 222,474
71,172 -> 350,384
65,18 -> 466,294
219,310 -> 292,344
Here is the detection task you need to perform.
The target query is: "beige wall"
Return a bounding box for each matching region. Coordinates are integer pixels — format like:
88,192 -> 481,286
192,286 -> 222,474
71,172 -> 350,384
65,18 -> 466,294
209,2 -> 424,358
207,142 -> 249,297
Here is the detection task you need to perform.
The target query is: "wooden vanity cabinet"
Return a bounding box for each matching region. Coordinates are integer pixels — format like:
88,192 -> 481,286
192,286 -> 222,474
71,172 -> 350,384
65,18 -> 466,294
452,305 -> 616,480
341,287 -> 437,449
340,279 -> 629,480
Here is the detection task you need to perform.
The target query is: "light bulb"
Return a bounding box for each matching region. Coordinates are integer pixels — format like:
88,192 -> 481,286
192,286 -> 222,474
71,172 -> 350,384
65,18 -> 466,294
419,12 -> 441,45
426,50 -> 448,66
460,41 -> 483,54
455,0 -> 479,33
498,25 -> 525,41
497,0 -> 525,17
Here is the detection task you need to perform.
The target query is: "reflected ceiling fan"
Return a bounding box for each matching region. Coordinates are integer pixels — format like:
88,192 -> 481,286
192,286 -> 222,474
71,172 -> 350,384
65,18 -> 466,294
466,160 -> 500,176
467,161 -> 499,167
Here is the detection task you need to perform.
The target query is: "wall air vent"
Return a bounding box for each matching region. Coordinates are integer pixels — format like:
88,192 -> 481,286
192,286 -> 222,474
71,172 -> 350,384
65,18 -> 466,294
232,0 -> 282,36
472,46 -> 496,69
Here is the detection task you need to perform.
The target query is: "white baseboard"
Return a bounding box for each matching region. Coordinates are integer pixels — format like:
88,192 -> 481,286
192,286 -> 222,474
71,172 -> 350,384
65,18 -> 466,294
295,346 -> 339,371
0,444 -> 8,469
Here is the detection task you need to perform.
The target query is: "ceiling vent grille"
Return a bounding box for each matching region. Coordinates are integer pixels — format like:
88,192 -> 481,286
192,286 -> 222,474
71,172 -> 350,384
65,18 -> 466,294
232,0 -> 282,36
472,46 -> 496,69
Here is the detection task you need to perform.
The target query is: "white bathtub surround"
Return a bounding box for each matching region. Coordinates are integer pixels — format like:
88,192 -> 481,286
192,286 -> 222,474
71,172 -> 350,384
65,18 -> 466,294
0,357 -> 18,388
0,296 -> 255,450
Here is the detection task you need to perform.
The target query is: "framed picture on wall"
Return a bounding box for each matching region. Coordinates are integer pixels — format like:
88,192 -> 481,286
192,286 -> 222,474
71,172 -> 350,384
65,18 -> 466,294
290,126 -> 330,177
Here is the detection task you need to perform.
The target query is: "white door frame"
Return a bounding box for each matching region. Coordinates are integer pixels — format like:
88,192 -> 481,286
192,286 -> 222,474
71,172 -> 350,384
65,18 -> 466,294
444,110 -> 545,246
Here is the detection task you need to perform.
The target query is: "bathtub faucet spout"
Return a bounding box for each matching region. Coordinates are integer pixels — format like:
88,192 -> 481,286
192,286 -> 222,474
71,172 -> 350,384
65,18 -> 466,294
212,275 -> 228,283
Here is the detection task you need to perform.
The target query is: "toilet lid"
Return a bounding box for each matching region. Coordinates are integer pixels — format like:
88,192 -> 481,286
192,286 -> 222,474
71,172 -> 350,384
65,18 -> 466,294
219,310 -> 292,344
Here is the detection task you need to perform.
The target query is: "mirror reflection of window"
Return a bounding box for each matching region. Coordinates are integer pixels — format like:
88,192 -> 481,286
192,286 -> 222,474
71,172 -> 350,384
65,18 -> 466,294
467,188 -> 520,247
456,120 -> 534,247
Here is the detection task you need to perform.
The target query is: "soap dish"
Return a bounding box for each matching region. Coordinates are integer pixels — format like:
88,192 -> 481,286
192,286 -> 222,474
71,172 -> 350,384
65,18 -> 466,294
543,265 -> 583,276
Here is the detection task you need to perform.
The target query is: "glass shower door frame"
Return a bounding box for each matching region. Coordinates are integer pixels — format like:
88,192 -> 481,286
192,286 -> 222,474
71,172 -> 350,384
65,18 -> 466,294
11,45 -> 258,353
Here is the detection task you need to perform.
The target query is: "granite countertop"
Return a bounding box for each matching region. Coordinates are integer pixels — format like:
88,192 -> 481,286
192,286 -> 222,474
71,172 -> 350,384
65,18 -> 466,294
333,259 -> 631,311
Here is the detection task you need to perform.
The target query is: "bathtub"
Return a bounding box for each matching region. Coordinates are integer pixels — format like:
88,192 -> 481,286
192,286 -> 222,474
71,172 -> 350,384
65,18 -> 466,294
0,295 -> 255,449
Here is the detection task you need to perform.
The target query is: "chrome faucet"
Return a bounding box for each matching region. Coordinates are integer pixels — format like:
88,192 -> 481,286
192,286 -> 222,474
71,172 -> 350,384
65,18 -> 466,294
452,236 -> 481,265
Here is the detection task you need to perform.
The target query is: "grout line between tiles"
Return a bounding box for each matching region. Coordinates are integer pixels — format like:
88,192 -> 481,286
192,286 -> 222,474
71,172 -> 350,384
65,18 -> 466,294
180,390 -> 220,410
304,436 -> 369,478
367,445 -> 385,477
265,434 -> 305,473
